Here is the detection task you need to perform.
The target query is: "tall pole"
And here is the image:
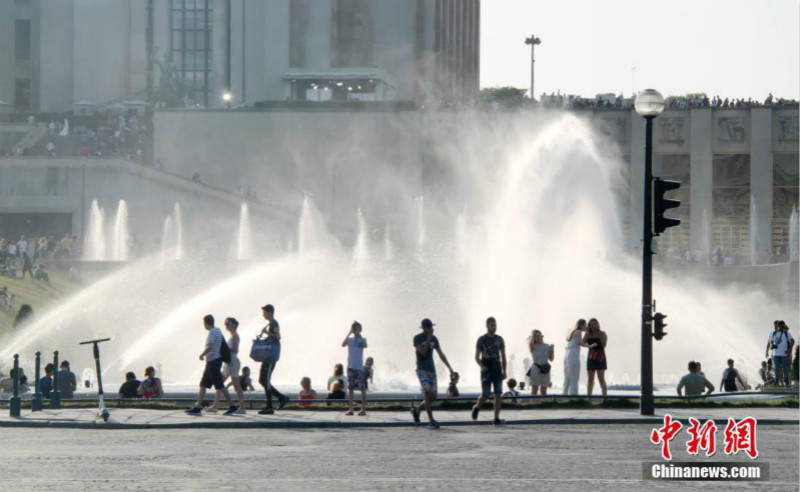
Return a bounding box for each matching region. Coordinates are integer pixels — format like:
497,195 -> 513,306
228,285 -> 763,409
530,41 -> 535,101
524,35 -> 541,101
641,115 -> 655,416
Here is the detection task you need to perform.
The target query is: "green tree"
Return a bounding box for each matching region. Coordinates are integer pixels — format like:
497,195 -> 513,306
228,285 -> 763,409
480,87 -> 529,109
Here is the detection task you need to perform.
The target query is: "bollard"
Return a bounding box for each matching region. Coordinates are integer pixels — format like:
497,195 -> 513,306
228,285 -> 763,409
32,351 -> 43,412
9,354 -> 21,417
51,350 -> 61,409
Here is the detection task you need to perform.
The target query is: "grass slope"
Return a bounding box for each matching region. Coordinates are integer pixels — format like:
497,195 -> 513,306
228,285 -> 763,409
0,268 -> 81,333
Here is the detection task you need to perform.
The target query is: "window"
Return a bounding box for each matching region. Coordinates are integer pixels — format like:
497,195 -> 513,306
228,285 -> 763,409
712,154 -> 750,254
169,0 -> 212,107
289,0 -> 310,68
331,0 -> 374,68
772,153 -> 799,251
15,20 -> 31,61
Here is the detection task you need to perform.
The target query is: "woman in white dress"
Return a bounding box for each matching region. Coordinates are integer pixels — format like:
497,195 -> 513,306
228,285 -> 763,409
563,319 -> 587,395
528,330 -> 555,395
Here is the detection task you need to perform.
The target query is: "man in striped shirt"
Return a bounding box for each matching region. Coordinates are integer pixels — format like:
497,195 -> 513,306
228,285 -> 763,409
186,314 -> 236,415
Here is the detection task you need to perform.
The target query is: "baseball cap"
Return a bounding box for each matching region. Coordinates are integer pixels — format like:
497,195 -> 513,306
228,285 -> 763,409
420,318 -> 435,329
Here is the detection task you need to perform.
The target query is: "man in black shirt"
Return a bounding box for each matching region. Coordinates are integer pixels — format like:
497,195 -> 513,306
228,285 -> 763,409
472,317 -> 507,425
411,318 -> 455,429
118,372 -> 142,398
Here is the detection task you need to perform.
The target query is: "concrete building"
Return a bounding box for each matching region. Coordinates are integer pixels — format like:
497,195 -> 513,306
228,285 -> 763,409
0,0 -> 480,112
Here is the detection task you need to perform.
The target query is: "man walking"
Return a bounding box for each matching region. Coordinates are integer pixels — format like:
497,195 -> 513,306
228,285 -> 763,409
472,317 -> 507,425
258,304 -> 288,414
186,314 -> 235,415
411,318 -> 455,429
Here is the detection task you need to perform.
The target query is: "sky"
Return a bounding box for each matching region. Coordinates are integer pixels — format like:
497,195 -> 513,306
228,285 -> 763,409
480,0 -> 799,101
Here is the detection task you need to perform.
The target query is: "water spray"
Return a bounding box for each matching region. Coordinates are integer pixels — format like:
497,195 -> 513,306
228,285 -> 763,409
80,338 -> 111,422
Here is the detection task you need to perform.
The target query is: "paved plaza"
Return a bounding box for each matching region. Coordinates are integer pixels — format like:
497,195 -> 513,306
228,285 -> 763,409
0,407 -> 796,491
1,421 -> 796,492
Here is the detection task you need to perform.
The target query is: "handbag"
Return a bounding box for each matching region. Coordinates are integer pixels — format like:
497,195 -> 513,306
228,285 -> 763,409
250,336 -> 281,363
534,362 -> 551,374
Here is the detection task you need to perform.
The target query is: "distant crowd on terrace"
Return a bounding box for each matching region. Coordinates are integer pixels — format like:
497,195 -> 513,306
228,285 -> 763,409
538,92 -> 798,110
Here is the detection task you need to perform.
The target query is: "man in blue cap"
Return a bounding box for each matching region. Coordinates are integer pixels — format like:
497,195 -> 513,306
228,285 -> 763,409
411,318 -> 455,429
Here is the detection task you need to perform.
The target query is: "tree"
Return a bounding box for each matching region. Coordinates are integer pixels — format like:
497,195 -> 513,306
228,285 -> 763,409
480,87 -> 529,109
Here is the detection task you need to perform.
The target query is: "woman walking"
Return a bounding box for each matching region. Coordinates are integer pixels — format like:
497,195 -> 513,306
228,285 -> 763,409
583,318 -> 608,397
563,319 -> 586,395
528,330 -> 555,395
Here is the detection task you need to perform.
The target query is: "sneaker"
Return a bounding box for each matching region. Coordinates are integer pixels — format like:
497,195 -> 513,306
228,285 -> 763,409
358,409 -> 367,416
204,407 -> 218,414
185,407 -> 202,415
410,405 -> 420,424
223,406 -> 239,416
493,418 -> 506,426
258,407 -> 275,415
471,405 -> 480,421
345,409 -> 355,416
234,408 -> 247,415
277,396 -> 289,410
427,421 -> 440,430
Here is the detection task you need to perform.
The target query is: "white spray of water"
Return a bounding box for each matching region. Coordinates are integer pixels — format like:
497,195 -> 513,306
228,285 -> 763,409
750,197 -> 758,266
84,199 -> 106,261
352,208 -> 370,265
173,202 -> 184,260
236,202 -> 254,260
383,224 -> 394,261
112,200 -> 129,261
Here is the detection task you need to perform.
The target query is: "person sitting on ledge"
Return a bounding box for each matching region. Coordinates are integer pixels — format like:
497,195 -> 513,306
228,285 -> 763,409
118,372 -> 141,399
677,361 -> 714,397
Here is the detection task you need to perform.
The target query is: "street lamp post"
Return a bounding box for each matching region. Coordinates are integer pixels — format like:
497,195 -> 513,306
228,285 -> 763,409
634,88 -> 665,416
524,35 -> 541,101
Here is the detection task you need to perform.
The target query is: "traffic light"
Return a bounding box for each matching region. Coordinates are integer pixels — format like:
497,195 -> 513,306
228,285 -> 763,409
653,312 -> 668,340
652,178 -> 681,235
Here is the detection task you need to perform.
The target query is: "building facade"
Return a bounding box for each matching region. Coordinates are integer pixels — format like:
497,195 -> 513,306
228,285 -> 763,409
0,0 -> 480,112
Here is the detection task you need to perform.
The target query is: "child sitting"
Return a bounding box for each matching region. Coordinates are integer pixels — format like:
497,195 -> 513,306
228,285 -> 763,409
299,377 -> 317,407
446,371 -> 460,397
502,378 -> 521,404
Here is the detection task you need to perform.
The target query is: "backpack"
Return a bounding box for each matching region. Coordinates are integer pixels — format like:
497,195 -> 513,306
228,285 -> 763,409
220,337 -> 231,364
724,368 -> 738,391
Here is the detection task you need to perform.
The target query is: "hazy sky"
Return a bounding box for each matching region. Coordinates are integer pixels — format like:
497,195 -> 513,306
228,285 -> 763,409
480,0 -> 799,100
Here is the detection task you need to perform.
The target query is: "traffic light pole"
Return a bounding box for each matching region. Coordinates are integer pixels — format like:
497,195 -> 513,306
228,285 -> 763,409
641,115 -> 655,416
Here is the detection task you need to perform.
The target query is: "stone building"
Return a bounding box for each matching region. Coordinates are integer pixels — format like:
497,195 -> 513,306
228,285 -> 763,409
0,0 -> 480,112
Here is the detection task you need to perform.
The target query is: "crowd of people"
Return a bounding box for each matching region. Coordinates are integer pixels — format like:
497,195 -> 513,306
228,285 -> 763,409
536,92 -> 799,111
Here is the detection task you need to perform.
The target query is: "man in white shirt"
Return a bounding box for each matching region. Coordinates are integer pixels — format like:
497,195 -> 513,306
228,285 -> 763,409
186,314 -> 235,415
772,321 -> 795,387
16,236 -> 27,257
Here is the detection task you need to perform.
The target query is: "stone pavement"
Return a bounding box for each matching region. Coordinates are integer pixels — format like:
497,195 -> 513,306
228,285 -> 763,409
1,405 -> 796,429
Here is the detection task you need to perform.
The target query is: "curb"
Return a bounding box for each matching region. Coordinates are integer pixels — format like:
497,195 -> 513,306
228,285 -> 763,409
0,417 -> 796,430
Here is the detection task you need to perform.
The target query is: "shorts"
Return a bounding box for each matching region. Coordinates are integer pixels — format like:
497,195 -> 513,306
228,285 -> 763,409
199,358 -> 225,390
481,370 -> 503,398
347,368 -> 366,390
223,353 -> 241,380
416,370 -> 438,395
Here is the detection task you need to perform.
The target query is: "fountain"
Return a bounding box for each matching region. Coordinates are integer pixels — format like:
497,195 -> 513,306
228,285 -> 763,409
111,200 -> 129,261
0,114 -> 792,391
750,197 -> 758,266
383,224 -> 394,261
236,203 -> 254,260
790,206 -> 798,263
84,199 -> 106,261
352,208 -> 370,266
173,203 -> 184,260
456,209 -> 468,265
160,215 -> 173,268
415,196 -> 426,262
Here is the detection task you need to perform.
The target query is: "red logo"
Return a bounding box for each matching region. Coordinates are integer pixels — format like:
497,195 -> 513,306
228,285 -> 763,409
651,415 -> 758,461
686,418 -> 717,457
723,417 -> 758,459
650,414 -> 683,461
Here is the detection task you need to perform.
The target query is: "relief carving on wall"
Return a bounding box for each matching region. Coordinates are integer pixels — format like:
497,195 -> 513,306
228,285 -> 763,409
658,117 -> 685,143
717,117 -> 746,142
777,115 -> 799,141
597,117 -> 626,143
